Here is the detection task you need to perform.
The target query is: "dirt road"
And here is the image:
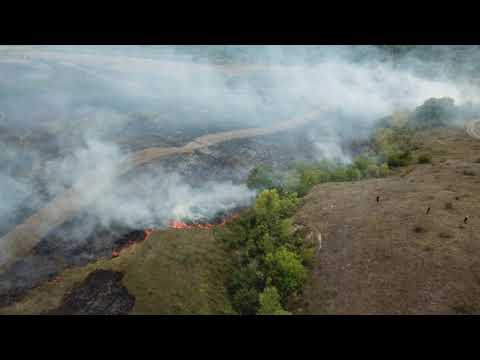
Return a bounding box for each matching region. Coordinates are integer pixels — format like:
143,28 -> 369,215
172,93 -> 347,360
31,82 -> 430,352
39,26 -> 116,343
0,110 -> 325,270
465,120 -> 480,140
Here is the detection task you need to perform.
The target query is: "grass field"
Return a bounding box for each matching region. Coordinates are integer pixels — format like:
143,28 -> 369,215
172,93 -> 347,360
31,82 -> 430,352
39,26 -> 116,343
0,229 -> 233,315
3,125 -> 480,315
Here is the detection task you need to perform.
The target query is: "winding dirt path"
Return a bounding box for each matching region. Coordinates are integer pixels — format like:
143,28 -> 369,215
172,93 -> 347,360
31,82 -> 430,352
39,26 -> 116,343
465,120 -> 480,140
0,109 -> 326,270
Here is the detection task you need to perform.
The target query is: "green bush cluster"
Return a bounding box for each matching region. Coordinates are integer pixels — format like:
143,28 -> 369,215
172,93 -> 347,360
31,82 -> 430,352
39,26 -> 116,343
247,155 -> 390,198
418,153 -> 432,164
223,151 -> 394,314
246,165 -> 278,191
406,97 -> 458,130
228,117 -> 424,314
249,110 -> 423,191
374,126 -> 415,168
258,286 -> 291,315
216,189 -> 312,315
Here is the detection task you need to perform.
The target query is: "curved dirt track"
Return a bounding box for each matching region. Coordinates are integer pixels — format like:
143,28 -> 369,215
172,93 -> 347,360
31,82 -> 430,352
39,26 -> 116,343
465,120 -> 480,140
0,110 -> 325,270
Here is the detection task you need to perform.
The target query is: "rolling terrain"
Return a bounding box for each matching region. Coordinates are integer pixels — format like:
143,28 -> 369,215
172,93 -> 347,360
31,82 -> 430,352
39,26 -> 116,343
2,46 -> 480,315
2,122 -> 480,314
294,123 -> 480,314
0,228 -> 233,315
0,109 -> 326,271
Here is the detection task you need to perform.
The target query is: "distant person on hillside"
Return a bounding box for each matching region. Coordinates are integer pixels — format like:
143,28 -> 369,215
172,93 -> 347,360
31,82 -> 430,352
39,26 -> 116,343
464,216 -> 469,224
426,206 -> 431,214
376,195 -> 380,203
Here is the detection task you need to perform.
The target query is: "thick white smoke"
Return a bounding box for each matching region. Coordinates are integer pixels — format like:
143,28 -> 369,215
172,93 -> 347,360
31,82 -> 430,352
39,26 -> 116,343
0,45 -> 478,252
38,138 -> 256,236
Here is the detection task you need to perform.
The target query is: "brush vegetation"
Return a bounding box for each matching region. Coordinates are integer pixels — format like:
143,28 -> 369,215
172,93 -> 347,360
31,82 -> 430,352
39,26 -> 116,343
223,124 -> 415,314
247,156 -> 391,198
215,189 -> 309,314
231,107 -> 441,314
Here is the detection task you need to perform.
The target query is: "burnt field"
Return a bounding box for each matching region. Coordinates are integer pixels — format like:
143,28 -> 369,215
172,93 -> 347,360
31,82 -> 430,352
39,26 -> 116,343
0,117 -> 366,308
0,54 -> 335,306
4,45 -> 471,315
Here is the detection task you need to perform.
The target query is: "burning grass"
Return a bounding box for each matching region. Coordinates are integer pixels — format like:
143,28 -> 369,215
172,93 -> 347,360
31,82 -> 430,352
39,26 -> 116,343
169,213 -> 240,230
111,228 -> 154,258
108,212 -> 242,261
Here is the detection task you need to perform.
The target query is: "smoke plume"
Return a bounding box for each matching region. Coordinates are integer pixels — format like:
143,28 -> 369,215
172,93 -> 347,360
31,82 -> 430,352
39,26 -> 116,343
0,45 -> 478,261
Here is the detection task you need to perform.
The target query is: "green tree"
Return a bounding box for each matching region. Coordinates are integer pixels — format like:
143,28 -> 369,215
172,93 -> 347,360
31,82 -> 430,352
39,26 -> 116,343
353,155 -> 370,175
366,164 -> 380,178
255,189 -> 282,220
228,261 -> 263,314
258,286 -> 291,315
407,97 -> 457,130
232,287 -> 260,315
278,192 -> 299,218
247,165 -> 276,191
379,163 -> 389,177
374,126 -> 414,168
265,247 -> 307,301
345,166 -> 362,181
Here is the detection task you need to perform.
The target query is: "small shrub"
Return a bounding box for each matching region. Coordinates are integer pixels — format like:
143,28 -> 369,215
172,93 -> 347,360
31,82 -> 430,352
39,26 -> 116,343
413,225 -> 426,233
451,302 -> 477,315
445,202 -> 453,210
439,231 -> 454,239
463,169 -> 476,176
378,163 -> 390,177
418,153 -> 432,164
345,166 -> 362,181
366,164 -> 380,178
301,246 -> 316,269
388,151 -> 413,168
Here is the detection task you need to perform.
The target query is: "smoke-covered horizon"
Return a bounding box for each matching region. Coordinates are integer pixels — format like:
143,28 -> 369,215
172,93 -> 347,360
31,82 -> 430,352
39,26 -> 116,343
1,45 -> 479,262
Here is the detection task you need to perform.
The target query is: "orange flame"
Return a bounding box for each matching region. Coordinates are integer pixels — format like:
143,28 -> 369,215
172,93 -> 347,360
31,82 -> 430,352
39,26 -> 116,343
144,228 -> 154,239
169,219 -> 214,230
170,220 -> 190,229
112,228 -> 155,258
169,213 -> 240,230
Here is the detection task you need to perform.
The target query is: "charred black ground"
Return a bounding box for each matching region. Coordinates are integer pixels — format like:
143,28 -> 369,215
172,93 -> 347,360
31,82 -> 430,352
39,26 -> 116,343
46,270 -> 135,315
0,120 -> 362,307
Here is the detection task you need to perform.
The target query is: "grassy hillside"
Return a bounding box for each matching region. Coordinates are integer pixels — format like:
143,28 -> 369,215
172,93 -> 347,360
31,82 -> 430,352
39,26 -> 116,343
2,110 -> 480,315
293,126 -> 480,314
0,229 -> 234,315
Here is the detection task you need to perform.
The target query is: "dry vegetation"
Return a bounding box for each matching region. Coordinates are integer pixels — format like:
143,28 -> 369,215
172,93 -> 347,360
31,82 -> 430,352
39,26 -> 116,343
3,123 -> 480,315
293,126 -> 480,314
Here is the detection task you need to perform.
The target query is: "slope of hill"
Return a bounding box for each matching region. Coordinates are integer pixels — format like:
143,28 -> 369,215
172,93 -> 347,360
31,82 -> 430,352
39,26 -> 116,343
0,229 -> 233,315
2,123 -> 480,315
293,125 -> 480,314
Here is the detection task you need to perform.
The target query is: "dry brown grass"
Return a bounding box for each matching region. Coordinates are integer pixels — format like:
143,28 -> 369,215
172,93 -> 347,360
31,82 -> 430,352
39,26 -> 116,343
294,127 -> 480,314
